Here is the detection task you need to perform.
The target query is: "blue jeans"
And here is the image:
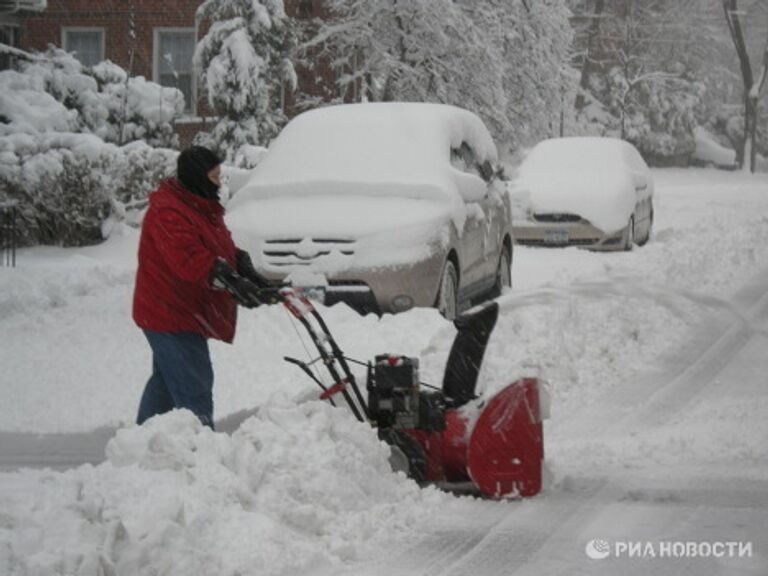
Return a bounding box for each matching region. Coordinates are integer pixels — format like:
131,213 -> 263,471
137,330 -> 215,429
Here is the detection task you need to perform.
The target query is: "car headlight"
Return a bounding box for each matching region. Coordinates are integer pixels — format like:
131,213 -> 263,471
391,294 -> 415,312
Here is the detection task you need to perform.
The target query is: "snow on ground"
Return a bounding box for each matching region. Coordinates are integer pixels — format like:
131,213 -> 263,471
0,407 -> 445,575
1,168 -> 768,574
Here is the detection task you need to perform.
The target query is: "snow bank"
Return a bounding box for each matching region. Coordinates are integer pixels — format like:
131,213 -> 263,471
0,406 -> 444,575
692,127 -> 737,168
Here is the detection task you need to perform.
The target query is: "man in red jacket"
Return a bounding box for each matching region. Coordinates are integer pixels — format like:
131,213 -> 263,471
133,146 -> 271,429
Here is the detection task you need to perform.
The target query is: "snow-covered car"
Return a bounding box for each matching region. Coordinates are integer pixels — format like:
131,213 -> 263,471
226,102 -> 513,319
509,137 -> 654,250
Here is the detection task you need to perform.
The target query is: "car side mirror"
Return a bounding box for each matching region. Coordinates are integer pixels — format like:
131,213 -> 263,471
633,172 -> 648,191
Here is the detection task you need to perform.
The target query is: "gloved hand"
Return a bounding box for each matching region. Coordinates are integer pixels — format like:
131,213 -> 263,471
209,258 -> 264,308
235,249 -> 274,288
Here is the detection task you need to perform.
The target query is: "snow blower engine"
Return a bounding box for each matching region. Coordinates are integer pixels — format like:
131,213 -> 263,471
278,287 -> 545,499
367,355 -> 446,432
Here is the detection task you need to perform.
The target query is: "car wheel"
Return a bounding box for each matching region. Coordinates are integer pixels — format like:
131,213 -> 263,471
622,216 -> 635,251
436,260 -> 459,321
637,204 -> 653,247
488,243 -> 512,298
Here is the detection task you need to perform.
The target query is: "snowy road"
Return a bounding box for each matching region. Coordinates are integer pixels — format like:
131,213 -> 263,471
307,266 -> 768,576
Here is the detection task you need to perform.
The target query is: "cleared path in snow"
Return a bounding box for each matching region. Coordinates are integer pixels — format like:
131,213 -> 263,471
308,265 -> 768,576
0,407 -> 260,472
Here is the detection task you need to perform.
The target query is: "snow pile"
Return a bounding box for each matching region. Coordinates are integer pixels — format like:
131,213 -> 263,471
0,406 -> 444,575
692,127 -> 737,168
510,137 -> 646,233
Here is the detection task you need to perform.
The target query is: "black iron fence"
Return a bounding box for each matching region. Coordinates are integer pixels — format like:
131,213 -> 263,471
1,200 -> 18,267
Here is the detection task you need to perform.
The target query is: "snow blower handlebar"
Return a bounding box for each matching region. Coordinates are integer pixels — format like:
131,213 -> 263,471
279,287 -> 369,422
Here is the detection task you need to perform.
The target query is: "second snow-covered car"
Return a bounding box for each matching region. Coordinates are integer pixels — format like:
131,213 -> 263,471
226,103 -> 513,319
509,137 -> 654,250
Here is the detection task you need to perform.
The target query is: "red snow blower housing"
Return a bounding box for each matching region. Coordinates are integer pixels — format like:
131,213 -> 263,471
279,288 -> 545,499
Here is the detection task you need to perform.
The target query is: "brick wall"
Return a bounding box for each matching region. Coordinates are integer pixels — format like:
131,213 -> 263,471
17,0 -> 347,147
21,0 -> 201,80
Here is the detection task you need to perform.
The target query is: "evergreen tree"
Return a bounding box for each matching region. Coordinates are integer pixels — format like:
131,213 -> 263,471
194,0 -> 297,159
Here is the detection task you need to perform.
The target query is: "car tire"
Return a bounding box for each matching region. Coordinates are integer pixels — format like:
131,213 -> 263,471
622,216 -> 635,251
436,260 -> 459,321
637,203 -> 653,247
488,243 -> 512,299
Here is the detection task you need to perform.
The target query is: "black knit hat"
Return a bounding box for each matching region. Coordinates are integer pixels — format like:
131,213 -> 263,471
177,146 -> 223,200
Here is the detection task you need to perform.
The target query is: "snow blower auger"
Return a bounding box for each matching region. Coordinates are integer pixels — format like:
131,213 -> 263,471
278,287 -> 545,499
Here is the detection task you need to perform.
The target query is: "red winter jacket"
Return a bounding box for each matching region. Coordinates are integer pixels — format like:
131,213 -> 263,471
133,178 -> 238,343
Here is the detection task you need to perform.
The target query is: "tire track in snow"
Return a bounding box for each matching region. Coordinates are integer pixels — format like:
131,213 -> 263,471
612,267 -> 768,432
552,266 -> 768,440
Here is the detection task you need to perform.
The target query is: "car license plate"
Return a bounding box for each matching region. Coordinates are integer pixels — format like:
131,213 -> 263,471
544,229 -> 569,244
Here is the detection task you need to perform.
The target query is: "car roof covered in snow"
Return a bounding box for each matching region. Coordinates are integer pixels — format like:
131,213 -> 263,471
521,137 -> 644,172
231,102 -> 498,208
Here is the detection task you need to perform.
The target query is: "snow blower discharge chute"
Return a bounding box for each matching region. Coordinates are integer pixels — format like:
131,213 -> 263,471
278,287 -> 545,499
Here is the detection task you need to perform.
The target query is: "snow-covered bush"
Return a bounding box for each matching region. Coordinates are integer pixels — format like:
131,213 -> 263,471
2,47 -> 184,148
624,76 -> 703,165
0,135 -> 177,246
0,135 -> 112,246
91,61 -> 183,147
194,0 -> 297,158
580,67 -> 703,166
109,142 -> 178,223
0,47 -> 181,246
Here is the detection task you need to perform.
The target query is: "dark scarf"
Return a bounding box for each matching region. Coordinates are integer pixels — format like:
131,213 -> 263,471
176,146 -> 222,201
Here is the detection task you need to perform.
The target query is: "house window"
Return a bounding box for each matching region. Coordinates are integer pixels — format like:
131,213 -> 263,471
154,28 -> 196,115
0,25 -> 19,70
62,28 -> 105,68
297,0 -> 314,18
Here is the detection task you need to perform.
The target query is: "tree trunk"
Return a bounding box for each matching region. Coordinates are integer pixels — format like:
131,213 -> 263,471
748,36 -> 768,172
722,0 -> 755,171
575,0 -> 605,111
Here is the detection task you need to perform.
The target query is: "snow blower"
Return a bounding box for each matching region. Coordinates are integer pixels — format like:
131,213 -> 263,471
278,287 -> 545,499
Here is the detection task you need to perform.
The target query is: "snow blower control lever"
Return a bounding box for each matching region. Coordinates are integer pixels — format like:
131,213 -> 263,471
278,288 -> 546,499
